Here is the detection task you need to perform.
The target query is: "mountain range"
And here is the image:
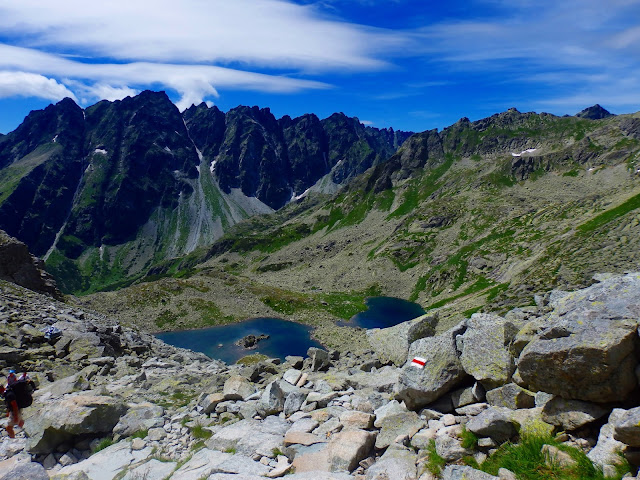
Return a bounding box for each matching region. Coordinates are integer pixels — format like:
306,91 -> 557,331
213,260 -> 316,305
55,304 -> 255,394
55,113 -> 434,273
0,91 -> 411,292
1,93 -> 640,340
75,103 -> 640,341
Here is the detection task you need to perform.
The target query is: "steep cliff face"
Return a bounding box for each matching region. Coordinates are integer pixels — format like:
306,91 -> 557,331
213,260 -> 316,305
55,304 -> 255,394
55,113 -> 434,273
63,91 -> 200,252
280,113 -> 330,197
0,93 -> 410,293
0,98 -> 86,256
213,106 -> 292,209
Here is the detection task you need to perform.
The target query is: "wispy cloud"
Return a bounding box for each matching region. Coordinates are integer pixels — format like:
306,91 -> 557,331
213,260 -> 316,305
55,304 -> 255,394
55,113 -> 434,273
5,1 -> 408,70
0,71 -> 77,102
0,0 -> 408,109
0,43 -> 332,109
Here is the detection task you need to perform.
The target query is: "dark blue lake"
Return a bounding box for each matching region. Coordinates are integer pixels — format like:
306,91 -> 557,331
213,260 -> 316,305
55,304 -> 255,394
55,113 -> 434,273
156,317 -> 323,364
337,296 -> 426,329
157,297 -> 424,363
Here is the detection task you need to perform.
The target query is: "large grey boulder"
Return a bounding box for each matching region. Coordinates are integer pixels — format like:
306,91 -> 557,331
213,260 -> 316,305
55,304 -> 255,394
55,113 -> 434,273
307,347 -> 331,371
611,406 -> 640,447
375,411 -> 425,449
486,383 -> 535,410
210,454 -> 272,476
344,366 -> 400,393
260,381 -> 286,415
54,440 -> 153,480
374,400 -> 408,427
284,390 -> 308,417
466,407 -> 516,443
0,455 -> 49,480
588,411 -> 627,467
284,472 -> 353,480
25,394 -> 127,454
169,448 -> 232,480
366,446 -> 417,480
121,459 -> 177,480
292,429 -> 376,474
199,393 -> 226,414
328,429 -> 377,472
458,314 -> 518,388
113,402 -> 164,437
206,418 -> 288,457
395,323 -> 469,410
517,273 -> 640,403
541,397 -> 608,431
223,376 -> 256,401
367,313 -> 438,366
0,229 -> 62,299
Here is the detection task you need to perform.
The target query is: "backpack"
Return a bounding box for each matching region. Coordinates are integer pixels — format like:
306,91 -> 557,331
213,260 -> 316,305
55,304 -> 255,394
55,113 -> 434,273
8,380 -> 34,408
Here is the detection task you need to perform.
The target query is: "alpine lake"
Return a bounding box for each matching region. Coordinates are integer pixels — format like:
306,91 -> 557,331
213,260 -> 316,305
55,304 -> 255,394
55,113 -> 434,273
156,296 -> 425,364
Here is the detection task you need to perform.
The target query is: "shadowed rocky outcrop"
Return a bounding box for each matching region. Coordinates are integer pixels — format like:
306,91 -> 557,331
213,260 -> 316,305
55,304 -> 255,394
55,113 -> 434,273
0,230 -> 61,299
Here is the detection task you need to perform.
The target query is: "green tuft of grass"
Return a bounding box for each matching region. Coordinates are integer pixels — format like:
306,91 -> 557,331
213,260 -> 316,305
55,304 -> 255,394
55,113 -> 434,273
463,306 -> 483,317
480,433 -> 629,480
191,440 -> 206,451
130,429 -> 149,440
224,447 -> 237,454
424,439 -> 446,476
460,426 -> 479,449
93,437 -> 114,453
190,424 -> 213,440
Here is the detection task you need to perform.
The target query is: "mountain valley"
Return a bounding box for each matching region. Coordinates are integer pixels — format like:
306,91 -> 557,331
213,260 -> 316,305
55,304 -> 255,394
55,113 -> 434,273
71,104 -> 640,343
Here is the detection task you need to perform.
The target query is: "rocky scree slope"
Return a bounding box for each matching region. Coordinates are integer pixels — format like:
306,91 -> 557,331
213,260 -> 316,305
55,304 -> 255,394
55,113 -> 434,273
0,91 -> 410,294
3,272 -> 640,480
103,105 -> 640,334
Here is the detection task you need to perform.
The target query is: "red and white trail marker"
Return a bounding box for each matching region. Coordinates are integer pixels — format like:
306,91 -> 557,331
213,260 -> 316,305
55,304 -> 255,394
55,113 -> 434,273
411,357 -> 426,369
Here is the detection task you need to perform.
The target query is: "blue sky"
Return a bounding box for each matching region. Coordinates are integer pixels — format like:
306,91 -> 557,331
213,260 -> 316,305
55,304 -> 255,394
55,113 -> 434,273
0,0 -> 639,134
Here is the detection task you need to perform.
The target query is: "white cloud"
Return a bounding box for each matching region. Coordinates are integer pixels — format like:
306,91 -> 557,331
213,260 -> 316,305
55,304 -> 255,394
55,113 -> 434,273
0,43 -> 331,107
66,81 -> 138,103
0,1 -> 409,108
0,71 -> 76,101
360,120 -> 373,125
0,1 -> 404,71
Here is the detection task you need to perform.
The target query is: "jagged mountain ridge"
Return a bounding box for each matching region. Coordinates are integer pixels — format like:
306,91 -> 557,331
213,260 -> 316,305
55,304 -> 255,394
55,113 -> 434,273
0,91 -> 411,293
82,105 -> 640,336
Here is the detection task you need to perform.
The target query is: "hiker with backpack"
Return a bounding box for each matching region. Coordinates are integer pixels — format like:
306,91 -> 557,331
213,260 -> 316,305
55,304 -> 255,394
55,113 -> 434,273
1,370 -> 35,438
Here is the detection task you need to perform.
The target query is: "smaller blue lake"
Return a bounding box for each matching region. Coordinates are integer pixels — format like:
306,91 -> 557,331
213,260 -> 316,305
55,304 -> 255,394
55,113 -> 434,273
156,317 -> 323,364
337,296 -> 426,329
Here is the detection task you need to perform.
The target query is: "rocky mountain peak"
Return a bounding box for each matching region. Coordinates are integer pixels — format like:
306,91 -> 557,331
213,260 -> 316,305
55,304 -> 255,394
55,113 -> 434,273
576,104 -> 614,120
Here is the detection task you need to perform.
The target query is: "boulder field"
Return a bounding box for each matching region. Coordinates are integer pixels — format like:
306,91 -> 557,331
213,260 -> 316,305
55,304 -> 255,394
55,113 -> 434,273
2,273 -> 640,479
